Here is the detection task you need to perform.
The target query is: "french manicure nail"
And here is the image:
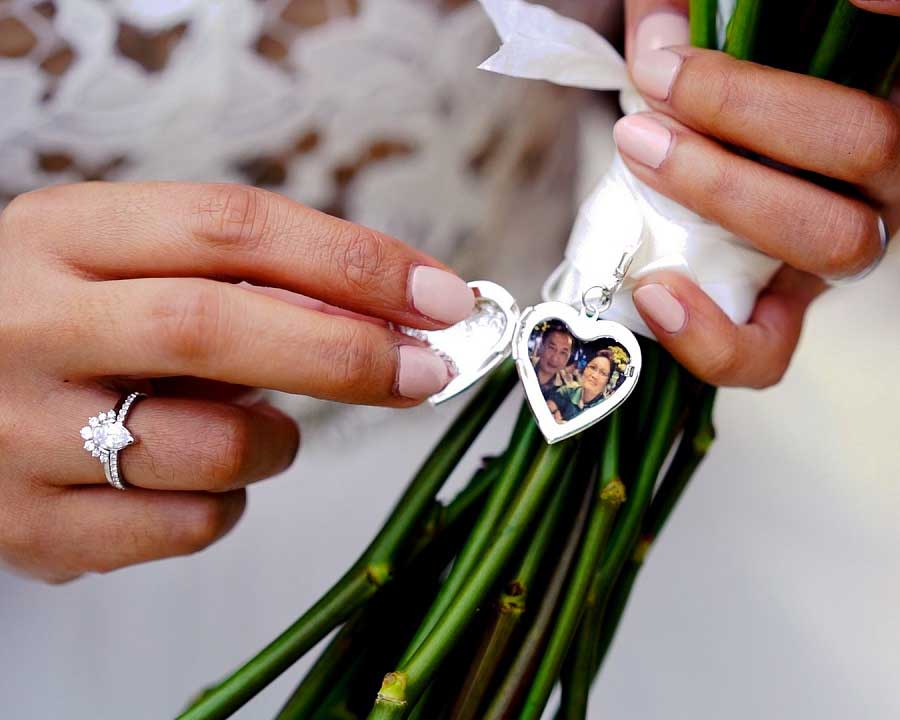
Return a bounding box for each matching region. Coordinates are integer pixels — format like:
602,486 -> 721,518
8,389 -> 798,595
633,12 -> 689,100
614,115 -> 672,169
633,284 -> 687,334
409,266 -> 475,325
396,345 -> 451,400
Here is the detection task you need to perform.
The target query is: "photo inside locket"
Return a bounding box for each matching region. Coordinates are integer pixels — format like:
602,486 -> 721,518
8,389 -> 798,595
527,319 -> 631,425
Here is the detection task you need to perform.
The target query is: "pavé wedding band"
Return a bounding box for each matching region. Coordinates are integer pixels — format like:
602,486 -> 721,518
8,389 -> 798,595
80,392 -> 146,490
830,215 -> 891,286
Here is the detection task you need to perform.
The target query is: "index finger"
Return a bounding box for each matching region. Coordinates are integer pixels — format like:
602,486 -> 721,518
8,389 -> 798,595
19,181 -> 474,329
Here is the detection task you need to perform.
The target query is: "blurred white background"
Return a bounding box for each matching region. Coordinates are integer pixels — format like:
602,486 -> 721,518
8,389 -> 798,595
1,251 -> 898,719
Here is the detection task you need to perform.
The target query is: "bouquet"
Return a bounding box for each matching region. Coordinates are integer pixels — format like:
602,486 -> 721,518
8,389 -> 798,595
177,2 -> 899,719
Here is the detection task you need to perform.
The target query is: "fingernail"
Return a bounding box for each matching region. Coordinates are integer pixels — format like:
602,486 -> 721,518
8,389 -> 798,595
409,266 -> 475,325
633,284 -> 686,334
396,345 -> 452,400
614,115 -> 672,169
633,12 -> 689,100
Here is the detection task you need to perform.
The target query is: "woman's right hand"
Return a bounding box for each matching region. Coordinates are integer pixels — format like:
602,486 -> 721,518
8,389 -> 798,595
0,181 -> 474,583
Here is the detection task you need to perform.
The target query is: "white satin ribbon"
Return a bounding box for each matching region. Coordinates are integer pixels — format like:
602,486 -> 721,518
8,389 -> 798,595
476,0 -> 781,337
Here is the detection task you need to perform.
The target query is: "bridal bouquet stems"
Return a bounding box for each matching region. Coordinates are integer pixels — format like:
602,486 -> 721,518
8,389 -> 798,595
178,3 -> 898,719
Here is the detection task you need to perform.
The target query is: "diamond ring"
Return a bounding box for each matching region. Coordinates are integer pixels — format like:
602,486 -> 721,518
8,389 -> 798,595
80,392 -> 146,490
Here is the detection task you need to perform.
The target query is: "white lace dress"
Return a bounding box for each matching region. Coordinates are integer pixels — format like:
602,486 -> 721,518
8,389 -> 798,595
1,2 -> 898,720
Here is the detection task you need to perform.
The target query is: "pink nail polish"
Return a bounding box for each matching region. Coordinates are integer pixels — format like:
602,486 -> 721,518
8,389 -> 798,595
410,266 -> 475,325
614,115 -> 672,169
633,284 -> 687,334
396,345 -> 451,400
632,12 -> 689,100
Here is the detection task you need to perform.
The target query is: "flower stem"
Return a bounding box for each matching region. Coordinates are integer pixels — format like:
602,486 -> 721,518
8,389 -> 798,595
723,0 -> 765,60
398,402 -> 541,665
593,384 -> 717,673
277,457 -> 505,720
518,415 -> 626,720
809,1 -> 860,79
178,361 -> 517,720
591,363 -> 685,604
690,0 -> 719,50
449,444 -> 583,720
368,439 -> 575,717
481,443 -> 599,720
556,413 -> 624,720
642,386 -> 716,544
875,47 -> 900,99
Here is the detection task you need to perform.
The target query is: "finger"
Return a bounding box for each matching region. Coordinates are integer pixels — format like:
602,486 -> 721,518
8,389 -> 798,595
13,182 -> 474,328
628,36 -> 900,196
22,487 -> 246,582
148,377 -> 262,404
850,1 -> 900,16
625,0 -> 689,53
239,282 -> 388,326
65,278 -> 453,404
56,394 -> 299,491
614,111 -> 885,279
631,267 -> 826,388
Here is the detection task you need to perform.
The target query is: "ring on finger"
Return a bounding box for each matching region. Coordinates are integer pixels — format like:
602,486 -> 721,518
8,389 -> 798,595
80,392 -> 146,490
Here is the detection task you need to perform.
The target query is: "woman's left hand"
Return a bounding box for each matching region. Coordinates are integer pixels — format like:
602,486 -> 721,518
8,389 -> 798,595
617,0 -> 898,388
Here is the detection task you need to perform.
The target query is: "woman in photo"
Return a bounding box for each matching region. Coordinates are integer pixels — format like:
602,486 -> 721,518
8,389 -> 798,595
549,348 -> 615,423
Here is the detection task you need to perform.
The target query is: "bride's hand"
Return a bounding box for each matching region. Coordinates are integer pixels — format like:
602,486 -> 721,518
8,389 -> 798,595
618,0 -> 898,388
0,181 -> 474,583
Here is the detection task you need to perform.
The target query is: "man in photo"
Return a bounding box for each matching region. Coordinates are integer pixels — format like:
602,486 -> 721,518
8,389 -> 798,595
533,324 -> 575,399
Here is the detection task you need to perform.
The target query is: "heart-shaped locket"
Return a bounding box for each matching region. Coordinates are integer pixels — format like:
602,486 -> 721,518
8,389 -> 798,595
513,301 -> 642,444
396,280 -> 520,405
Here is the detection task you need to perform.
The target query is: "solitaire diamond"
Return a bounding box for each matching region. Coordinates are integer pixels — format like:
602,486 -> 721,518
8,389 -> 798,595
91,421 -> 133,452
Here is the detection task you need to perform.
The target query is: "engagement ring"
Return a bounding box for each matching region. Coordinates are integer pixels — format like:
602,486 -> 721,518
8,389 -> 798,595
80,392 -> 145,490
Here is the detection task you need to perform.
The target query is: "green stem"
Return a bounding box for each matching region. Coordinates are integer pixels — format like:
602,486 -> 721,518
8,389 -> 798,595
308,650 -> 371,720
556,414 -> 624,720
449,452 -> 582,720
398,402 -> 540,665
277,612 -> 365,720
809,1 -> 860,79
642,386 -> 717,544
593,384 -> 717,673
441,457 -> 504,529
591,364 -> 685,604
519,416 -> 625,720
406,683 -> 439,720
875,46 -> 900,99
634,342 -> 662,440
369,439 -> 575,717
369,673 -> 409,720
689,0 -> 719,50
723,0 -> 765,61
178,361 -> 517,720
481,445 -> 598,720
278,457 -> 504,720
362,360 -> 518,568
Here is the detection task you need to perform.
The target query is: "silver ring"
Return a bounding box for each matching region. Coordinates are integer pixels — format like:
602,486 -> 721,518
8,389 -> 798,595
829,215 -> 891,286
80,392 -> 146,490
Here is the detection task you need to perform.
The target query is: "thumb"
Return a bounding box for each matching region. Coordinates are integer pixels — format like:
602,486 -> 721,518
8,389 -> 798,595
626,0 -> 690,75
849,1 -> 900,16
